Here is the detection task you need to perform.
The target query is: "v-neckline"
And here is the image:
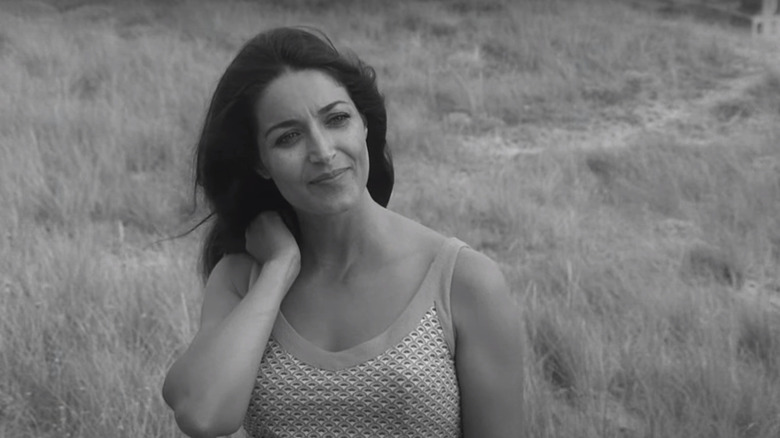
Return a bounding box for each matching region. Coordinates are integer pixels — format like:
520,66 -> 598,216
270,238 -> 451,371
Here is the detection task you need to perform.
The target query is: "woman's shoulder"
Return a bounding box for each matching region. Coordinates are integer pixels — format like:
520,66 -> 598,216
451,247 -> 506,294
388,212 -> 514,334
387,209 -> 485,253
387,211 -> 503,286
385,209 -> 449,251
447,247 -> 517,357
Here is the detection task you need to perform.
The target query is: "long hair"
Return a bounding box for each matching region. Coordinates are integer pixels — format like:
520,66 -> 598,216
193,27 -> 394,280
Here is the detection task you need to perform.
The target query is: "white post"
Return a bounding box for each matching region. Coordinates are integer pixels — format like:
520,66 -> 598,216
752,0 -> 780,38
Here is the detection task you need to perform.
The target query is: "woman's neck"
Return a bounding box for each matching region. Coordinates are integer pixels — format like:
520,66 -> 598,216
294,195 -> 387,282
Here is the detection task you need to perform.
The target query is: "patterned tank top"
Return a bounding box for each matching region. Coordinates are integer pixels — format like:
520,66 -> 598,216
242,238 -> 467,438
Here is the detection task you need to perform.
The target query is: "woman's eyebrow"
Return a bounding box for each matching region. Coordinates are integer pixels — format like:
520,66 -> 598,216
318,100 -> 348,115
264,120 -> 298,139
264,100 -> 349,139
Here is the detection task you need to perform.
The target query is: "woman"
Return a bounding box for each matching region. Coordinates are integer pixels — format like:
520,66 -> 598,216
162,27 -> 525,438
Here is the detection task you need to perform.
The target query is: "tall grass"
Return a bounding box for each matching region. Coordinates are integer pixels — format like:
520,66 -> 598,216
2,0 -> 779,436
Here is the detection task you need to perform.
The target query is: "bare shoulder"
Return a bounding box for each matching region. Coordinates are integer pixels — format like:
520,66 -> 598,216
450,248 -> 517,339
452,248 -> 510,300
383,209 -> 449,257
388,207 -> 513,306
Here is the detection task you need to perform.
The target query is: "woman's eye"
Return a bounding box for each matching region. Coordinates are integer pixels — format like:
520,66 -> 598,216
327,113 -> 350,126
276,131 -> 299,146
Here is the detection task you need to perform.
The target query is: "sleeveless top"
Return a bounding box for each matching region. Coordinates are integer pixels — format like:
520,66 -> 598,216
242,238 -> 467,438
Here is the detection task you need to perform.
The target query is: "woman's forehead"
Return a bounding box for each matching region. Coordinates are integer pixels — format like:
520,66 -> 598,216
256,70 -> 354,123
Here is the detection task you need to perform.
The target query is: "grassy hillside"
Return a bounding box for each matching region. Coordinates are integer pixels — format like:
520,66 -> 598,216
1,0 -> 779,437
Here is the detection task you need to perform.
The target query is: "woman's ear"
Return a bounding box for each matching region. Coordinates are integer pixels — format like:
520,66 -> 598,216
255,161 -> 271,180
360,113 -> 368,137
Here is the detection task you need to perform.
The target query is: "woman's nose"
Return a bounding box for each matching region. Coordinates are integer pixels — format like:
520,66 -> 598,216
308,126 -> 336,164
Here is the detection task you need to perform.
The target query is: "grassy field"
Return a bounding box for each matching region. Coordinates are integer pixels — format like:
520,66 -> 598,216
1,0 -> 779,436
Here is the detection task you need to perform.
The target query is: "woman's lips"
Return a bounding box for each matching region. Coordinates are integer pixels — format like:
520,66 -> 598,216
310,167 -> 349,184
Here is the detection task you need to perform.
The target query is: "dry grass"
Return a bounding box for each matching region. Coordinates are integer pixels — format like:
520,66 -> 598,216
2,0 -> 780,437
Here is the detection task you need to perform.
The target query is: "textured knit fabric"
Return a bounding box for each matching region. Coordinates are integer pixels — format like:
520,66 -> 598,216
242,238 -> 467,438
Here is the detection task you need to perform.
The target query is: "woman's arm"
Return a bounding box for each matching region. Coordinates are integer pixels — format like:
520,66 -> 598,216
451,248 -> 528,437
162,212 -> 300,438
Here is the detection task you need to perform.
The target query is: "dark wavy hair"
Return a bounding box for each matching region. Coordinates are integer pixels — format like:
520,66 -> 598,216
193,27 -> 394,279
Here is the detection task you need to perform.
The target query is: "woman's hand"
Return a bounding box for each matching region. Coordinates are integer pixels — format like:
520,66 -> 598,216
245,211 -> 301,268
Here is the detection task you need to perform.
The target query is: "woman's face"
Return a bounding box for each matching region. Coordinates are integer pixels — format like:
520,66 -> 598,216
254,69 -> 370,216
